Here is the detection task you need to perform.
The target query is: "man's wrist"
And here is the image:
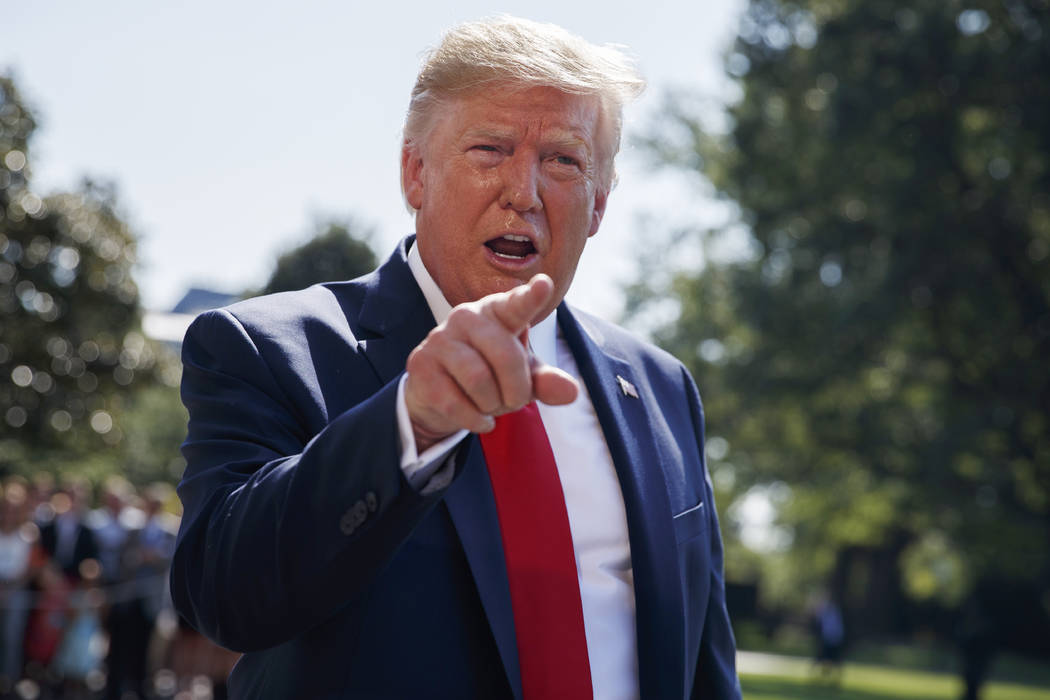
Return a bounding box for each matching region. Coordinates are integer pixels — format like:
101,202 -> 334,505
412,422 -> 454,454
396,375 -> 470,492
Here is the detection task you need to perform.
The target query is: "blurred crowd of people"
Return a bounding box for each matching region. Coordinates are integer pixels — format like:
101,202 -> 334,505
0,475 -> 237,700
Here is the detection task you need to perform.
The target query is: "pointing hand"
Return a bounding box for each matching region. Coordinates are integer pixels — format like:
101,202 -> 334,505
404,274 -> 579,451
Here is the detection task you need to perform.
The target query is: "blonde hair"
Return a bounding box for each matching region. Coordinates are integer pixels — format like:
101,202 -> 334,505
402,16 -> 645,197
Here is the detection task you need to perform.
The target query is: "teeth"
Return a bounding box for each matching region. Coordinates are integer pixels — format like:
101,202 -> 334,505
503,234 -> 530,242
493,251 -> 526,260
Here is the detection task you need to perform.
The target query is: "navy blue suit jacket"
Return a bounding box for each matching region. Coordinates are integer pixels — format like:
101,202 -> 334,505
171,238 -> 740,699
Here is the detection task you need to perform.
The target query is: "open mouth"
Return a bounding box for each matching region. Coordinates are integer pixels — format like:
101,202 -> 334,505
485,234 -> 536,260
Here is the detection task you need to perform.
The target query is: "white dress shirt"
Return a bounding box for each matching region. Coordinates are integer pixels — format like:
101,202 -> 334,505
395,242 -> 639,699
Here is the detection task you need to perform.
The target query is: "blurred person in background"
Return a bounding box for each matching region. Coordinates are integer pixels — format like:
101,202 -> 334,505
21,559 -> 73,689
104,484 -> 178,700
49,571 -> 106,698
0,480 -> 39,692
27,474 -> 55,525
39,483 -> 99,584
171,15 -> 739,700
810,591 -> 846,686
24,483 -> 103,696
87,477 -> 140,699
88,478 -> 135,587
132,485 -> 178,622
956,586 -> 997,700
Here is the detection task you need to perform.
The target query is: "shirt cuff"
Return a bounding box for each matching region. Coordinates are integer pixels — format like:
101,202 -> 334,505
397,374 -> 469,491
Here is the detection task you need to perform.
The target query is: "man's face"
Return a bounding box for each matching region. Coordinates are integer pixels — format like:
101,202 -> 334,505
402,85 -> 608,322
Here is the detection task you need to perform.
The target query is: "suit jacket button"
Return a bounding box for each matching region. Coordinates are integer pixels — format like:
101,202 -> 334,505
365,491 -> 378,512
353,500 -> 368,523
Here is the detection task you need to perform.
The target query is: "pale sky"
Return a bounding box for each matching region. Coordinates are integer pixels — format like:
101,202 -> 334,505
5,0 -> 744,320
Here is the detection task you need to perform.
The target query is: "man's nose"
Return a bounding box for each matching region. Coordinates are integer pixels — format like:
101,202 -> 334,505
499,155 -> 542,212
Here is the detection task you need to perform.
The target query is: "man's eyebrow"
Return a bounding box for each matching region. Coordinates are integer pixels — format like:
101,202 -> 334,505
461,126 -> 592,153
546,133 -> 591,153
461,126 -> 516,142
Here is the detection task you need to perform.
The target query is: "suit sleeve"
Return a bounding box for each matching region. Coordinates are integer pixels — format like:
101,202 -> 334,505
170,308 -> 463,653
682,366 -> 743,699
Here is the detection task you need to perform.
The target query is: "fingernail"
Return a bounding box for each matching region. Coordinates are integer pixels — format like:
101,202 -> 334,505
479,415 -> 495,433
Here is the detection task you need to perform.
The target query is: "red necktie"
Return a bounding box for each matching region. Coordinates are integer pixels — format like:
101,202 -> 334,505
481,402 -> 593,699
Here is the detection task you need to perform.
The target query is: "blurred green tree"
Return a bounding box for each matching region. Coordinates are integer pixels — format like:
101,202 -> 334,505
256,218 -> 377,296
0,74 -> 183,482
635,0 -> 1049,631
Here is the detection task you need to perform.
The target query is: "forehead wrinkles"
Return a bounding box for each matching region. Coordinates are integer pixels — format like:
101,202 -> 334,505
458,98 -> 598,152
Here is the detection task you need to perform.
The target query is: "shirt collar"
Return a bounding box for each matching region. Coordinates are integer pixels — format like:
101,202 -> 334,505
407,239 -> 453,325
407,239 -> 559,369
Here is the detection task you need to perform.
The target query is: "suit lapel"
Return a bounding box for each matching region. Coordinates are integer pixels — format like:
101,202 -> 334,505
558,305 -> 687,700
444,448 -> 523,700
352,238 -> 523,699
355,238 -> 435,385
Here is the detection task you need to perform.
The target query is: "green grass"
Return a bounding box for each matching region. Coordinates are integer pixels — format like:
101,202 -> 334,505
739,655 -> 1050,700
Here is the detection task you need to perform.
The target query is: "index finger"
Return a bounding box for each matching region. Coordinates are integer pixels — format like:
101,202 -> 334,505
485,274 -> 555,336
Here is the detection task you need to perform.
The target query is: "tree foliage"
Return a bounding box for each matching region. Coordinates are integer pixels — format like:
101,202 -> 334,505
257,218 -> 377,296
637,0 -> 1049,617
0,74 -> 182,481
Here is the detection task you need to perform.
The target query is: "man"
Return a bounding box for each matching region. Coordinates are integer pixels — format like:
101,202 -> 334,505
171,16 -> 740,699
86,479 -> 139,699
0,481 -> 34,689
39,483 -> 99,582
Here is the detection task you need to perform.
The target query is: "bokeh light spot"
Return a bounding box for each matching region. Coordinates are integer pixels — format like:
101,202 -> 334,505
820,260 -> 843,287
957,9 -> 990,36
90,410 -> 113,434
11,365 -> 33,387
706,436 -> 730,461
50,410 -> 73,432
3,150 -> 27,171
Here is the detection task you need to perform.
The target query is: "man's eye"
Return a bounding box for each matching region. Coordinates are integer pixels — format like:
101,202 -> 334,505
554,155 -> 579,166
474,145 -> 499,152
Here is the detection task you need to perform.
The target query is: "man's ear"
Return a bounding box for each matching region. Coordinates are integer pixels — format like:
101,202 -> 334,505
588,185 -> 609,238
401,144 -> 424,211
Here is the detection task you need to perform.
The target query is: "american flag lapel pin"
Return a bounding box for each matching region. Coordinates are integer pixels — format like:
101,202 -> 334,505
616,374 -> 639,399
